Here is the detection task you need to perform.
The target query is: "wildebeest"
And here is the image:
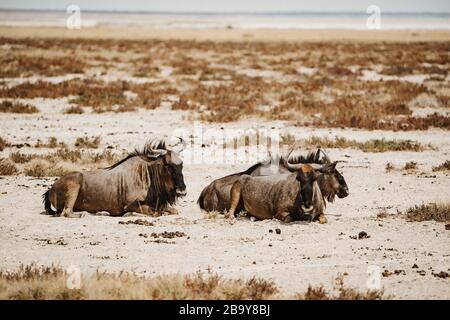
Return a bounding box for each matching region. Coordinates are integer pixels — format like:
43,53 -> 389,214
42,139 -> 186,218
284,148 -> 349,202
197,148 -> 349,222
227,163 -> 328,223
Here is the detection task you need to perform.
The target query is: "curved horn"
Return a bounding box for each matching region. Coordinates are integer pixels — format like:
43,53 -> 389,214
145,138 -> 167,158
320,148 -> 331,163
285,159 -> 304,171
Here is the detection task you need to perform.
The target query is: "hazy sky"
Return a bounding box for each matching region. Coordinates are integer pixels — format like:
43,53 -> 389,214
1,0 -> 449,13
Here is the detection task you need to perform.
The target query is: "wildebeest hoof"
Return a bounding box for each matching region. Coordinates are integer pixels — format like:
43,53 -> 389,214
63,212 -> 84,218
164,207 -> 178,215
224,211 -> 235,219
318,214 -> 328,224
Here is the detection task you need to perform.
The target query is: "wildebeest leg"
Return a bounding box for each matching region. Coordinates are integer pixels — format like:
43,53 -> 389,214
163,207 -> 178,215
61,182 -> 84,218
275,211 -> 292,223
124,200 -> 160,217
226,181 -> 241,219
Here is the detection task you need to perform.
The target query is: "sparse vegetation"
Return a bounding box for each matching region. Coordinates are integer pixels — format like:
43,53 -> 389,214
0,158 -> 19,175
0,265 -> 385,300
0,137 -> 9,151
64,106 -> 84,114
296,136 -> 428,152
385,162 -> 395,172
403,161 -> 418,170
8,148 -> 121,177
0,100 -> 38,113
24,159 -> 71,178
0,54 -> 86,78
0,39 -> 448,129
35,137 -> 66,149
432,160 -> 450,172
406,203 -> 450,222
74,136 -> 101,149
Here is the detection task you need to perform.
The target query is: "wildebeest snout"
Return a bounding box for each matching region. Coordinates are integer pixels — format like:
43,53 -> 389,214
338,186 -> 349,198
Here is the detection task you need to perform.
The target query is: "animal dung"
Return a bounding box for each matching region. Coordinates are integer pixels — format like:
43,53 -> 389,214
350,231 -> 370,240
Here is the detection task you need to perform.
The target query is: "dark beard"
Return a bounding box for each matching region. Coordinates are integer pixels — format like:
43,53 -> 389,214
327,193 -> 335,202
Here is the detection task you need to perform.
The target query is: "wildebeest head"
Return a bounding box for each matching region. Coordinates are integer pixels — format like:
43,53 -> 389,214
315,162 -> 349,201
145,139 -> 187,198
284,148 -> 349,202
295,164 -> 321,213
286,160 -> 349,202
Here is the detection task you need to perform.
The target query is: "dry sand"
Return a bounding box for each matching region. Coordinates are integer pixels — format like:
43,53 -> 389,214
1,102 -> 450,299
1,26 -> 450,42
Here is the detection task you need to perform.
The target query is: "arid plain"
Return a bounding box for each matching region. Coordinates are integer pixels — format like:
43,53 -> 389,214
0,27 -> 449,299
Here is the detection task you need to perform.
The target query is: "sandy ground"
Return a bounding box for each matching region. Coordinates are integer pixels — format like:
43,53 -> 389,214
1,26 -> 450,42
1,101 -> 450,299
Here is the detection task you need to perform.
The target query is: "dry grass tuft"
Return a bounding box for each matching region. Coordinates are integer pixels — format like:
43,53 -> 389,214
35,137 -> 67,149
385,162 -> 395,172
0,100 -> 38,113
23,159 -> 72,178
0,265 -> 386,300
432,160 -> 450,172
296,275 -> 384,300
0,265 -> 278,300
297,136 -> 428,152
0,137 -> 10,151
0,54 -> 86,78
0,158 -> 19,175
9,151 -> 33,164
64,106 -> 84,114
406,203 -> 450,222
333,276 -> 384,300
8,148 -> 120,177
403,161 -> 418,170
74,136 -> 101,149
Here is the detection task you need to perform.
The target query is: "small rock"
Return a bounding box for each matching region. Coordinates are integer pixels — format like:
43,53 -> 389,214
432,271 -> 450,279
275,228 -> 281,235
269,229 -> 273,233
412,264 -> 419,269
445,224 -> 450,230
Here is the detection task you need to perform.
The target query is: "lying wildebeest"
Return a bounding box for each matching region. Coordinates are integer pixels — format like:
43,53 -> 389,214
43,139 -> 186,218
227,163 -> 328,223
197,148 -> 348,222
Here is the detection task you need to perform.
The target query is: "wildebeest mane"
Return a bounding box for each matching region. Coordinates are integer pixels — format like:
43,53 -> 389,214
283,149 -> 327,165
145,162 -> 176,210
106,140 -> 167,170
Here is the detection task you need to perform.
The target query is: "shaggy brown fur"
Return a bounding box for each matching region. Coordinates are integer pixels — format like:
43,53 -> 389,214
43,140 -> 186,218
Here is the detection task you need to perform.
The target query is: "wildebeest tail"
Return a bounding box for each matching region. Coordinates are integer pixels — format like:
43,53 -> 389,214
197,188 -> 206,210
42,190 -> 56,215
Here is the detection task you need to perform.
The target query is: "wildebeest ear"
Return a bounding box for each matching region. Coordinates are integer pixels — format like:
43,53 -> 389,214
320,161 -> 337,173
312,170 -> 321,181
